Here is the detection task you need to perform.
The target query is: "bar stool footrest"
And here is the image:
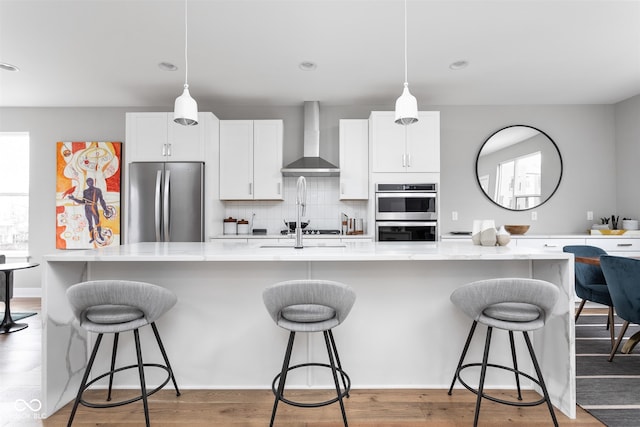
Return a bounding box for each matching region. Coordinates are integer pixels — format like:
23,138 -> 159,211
79,363 -> 172,409
456,362 -> 547,407
271,362 -> 351,408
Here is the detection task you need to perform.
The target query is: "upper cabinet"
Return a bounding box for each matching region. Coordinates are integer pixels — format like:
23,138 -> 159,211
219,119 -> 283,200
125,112 -> 209,162
370,111 -> 440,173
339,119 -> 368,200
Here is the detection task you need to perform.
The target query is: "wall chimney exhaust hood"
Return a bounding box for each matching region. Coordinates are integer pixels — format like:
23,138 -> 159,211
281,101 -> 340,177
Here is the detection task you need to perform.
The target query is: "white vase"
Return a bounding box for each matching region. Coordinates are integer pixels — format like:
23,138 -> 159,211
496,225 -> 511,246
471,220 -> 482,245
480,220 -> 497,246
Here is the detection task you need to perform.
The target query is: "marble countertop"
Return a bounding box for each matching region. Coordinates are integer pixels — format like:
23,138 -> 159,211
210,233 -> 372,240
443,233 -> 640,239
44,241 -> 573,262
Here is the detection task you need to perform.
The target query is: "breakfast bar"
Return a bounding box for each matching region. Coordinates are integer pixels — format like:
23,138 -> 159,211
41,241 -> 575,418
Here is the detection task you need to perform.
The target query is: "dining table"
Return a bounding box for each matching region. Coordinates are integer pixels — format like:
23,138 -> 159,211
574,254 -> 640,354
0,262 -> 39,333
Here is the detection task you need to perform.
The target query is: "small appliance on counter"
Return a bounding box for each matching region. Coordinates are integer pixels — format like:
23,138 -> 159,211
341,213 -> 365,235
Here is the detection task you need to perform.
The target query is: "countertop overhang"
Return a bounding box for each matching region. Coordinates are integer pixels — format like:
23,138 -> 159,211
44,241 -> 573,262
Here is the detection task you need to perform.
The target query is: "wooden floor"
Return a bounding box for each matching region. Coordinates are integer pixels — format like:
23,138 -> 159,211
1,298 -> 603,426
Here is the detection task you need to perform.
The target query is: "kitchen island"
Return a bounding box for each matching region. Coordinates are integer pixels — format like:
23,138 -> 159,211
42,241 -> 575,418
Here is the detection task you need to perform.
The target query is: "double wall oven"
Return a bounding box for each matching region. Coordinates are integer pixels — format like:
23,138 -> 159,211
375,183 -> 438,241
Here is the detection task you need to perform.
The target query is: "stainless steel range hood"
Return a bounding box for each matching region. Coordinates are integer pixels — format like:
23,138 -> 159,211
281,101 -> 340,177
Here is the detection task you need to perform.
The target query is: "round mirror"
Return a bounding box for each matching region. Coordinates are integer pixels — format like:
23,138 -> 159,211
475,125 -> 562,211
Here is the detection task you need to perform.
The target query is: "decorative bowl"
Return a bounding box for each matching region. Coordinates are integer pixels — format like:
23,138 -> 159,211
504,225 -> 530,235
596,229 -> 627,235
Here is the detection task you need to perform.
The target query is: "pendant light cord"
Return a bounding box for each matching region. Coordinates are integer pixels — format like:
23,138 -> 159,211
403,0 -> 408,85
184,0 -> 189,87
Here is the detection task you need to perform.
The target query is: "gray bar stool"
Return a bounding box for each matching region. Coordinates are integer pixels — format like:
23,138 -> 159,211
263,279 -> 356,427
66,280 -> 180,427
447,278 -> 559,427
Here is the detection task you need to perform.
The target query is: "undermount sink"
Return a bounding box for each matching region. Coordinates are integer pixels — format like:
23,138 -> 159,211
259,243 -> 346,249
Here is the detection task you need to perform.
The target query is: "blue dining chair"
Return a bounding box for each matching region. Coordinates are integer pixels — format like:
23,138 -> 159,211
563,245 -> 615,348
599,255 -> 640,362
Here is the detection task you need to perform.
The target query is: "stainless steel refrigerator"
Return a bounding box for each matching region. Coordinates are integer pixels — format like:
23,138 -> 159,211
128,162 -> 204,243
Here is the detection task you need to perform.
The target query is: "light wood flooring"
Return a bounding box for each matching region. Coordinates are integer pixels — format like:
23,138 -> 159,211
1,298 -> 603,426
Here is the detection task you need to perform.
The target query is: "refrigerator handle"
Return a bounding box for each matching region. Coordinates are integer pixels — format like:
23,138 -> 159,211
163,170 -> 171,242
154,170 -> 162,242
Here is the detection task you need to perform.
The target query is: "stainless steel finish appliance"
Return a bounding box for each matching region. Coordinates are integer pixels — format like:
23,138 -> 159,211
281,101 -> 340,177
375,183 -> 438,241
375,221 -> 437,242
128,162 -> 204,243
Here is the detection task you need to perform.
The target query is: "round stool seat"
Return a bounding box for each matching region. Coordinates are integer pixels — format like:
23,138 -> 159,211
280,304 -> 338,332
86,304 -> 145,324
481,302 -> 543,330
282,304 -> 336,323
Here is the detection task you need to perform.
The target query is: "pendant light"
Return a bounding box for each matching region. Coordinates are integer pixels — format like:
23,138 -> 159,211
394,0 -> 418,125
174,0 -> 198,126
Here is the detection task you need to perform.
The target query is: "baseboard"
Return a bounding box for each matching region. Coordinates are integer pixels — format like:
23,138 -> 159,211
14,288 -> 42,298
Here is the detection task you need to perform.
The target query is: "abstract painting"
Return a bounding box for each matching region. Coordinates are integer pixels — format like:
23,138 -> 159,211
55,141 -> 121,249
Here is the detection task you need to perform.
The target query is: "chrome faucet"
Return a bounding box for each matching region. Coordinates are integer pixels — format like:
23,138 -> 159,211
295,176 -> 307,249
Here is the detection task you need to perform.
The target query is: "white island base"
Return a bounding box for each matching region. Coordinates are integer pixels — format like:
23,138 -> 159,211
42,241 -> 575,419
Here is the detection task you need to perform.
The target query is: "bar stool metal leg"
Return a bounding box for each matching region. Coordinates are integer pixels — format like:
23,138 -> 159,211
133,329 -> 150,427
106,333 -> 119,401
523,331 -> 559,427
328,330 -> 349,398
68,334 -> 104,427
448,321 -> 477,395
324,331 -> 348,427
508,330 -> 523,401
151,322 -> 181,396
270,331 -> 296,427
474,326 -> 493,427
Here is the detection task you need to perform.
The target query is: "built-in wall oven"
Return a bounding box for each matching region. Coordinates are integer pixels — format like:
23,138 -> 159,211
375,183 -> 438,241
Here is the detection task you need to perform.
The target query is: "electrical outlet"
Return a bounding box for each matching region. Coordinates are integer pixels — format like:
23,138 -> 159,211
452,211 -> 458,221
531,211 -> 538,221
587,211 -> 593,221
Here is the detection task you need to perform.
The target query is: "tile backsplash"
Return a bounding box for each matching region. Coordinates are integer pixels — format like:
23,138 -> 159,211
223,177 -> 368,234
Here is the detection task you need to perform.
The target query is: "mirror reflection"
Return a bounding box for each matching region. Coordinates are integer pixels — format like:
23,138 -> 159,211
476,125 -> 562,211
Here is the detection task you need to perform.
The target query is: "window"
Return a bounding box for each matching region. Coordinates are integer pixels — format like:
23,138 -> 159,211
0,132 -> 29,252
495,151 -> 541,210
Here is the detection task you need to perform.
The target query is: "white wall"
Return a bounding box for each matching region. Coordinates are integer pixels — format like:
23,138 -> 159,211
437,105 -> 617,234
1,100 -> 634,292
614,94 -> 640,219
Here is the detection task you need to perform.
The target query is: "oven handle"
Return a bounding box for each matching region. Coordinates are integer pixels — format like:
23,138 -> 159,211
375,192 -> 436,199
376,221 -> 437,227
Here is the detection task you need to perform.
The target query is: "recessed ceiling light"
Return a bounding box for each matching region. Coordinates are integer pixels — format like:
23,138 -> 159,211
299,61 -> 317,71
0,63 -> 19,72
449,60 -> 469,70
158,62 -> 178,71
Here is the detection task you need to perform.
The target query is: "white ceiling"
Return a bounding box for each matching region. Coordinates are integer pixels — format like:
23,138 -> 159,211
1,0 -> 639,108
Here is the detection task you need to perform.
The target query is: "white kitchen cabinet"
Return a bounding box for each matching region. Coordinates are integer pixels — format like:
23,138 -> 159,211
515,237 -> 586,252
586,237 -> 640,256
219,119 -> 283,200
339,119 -> 368,199
125,112 -> 208,162
370,111 -> 440,173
